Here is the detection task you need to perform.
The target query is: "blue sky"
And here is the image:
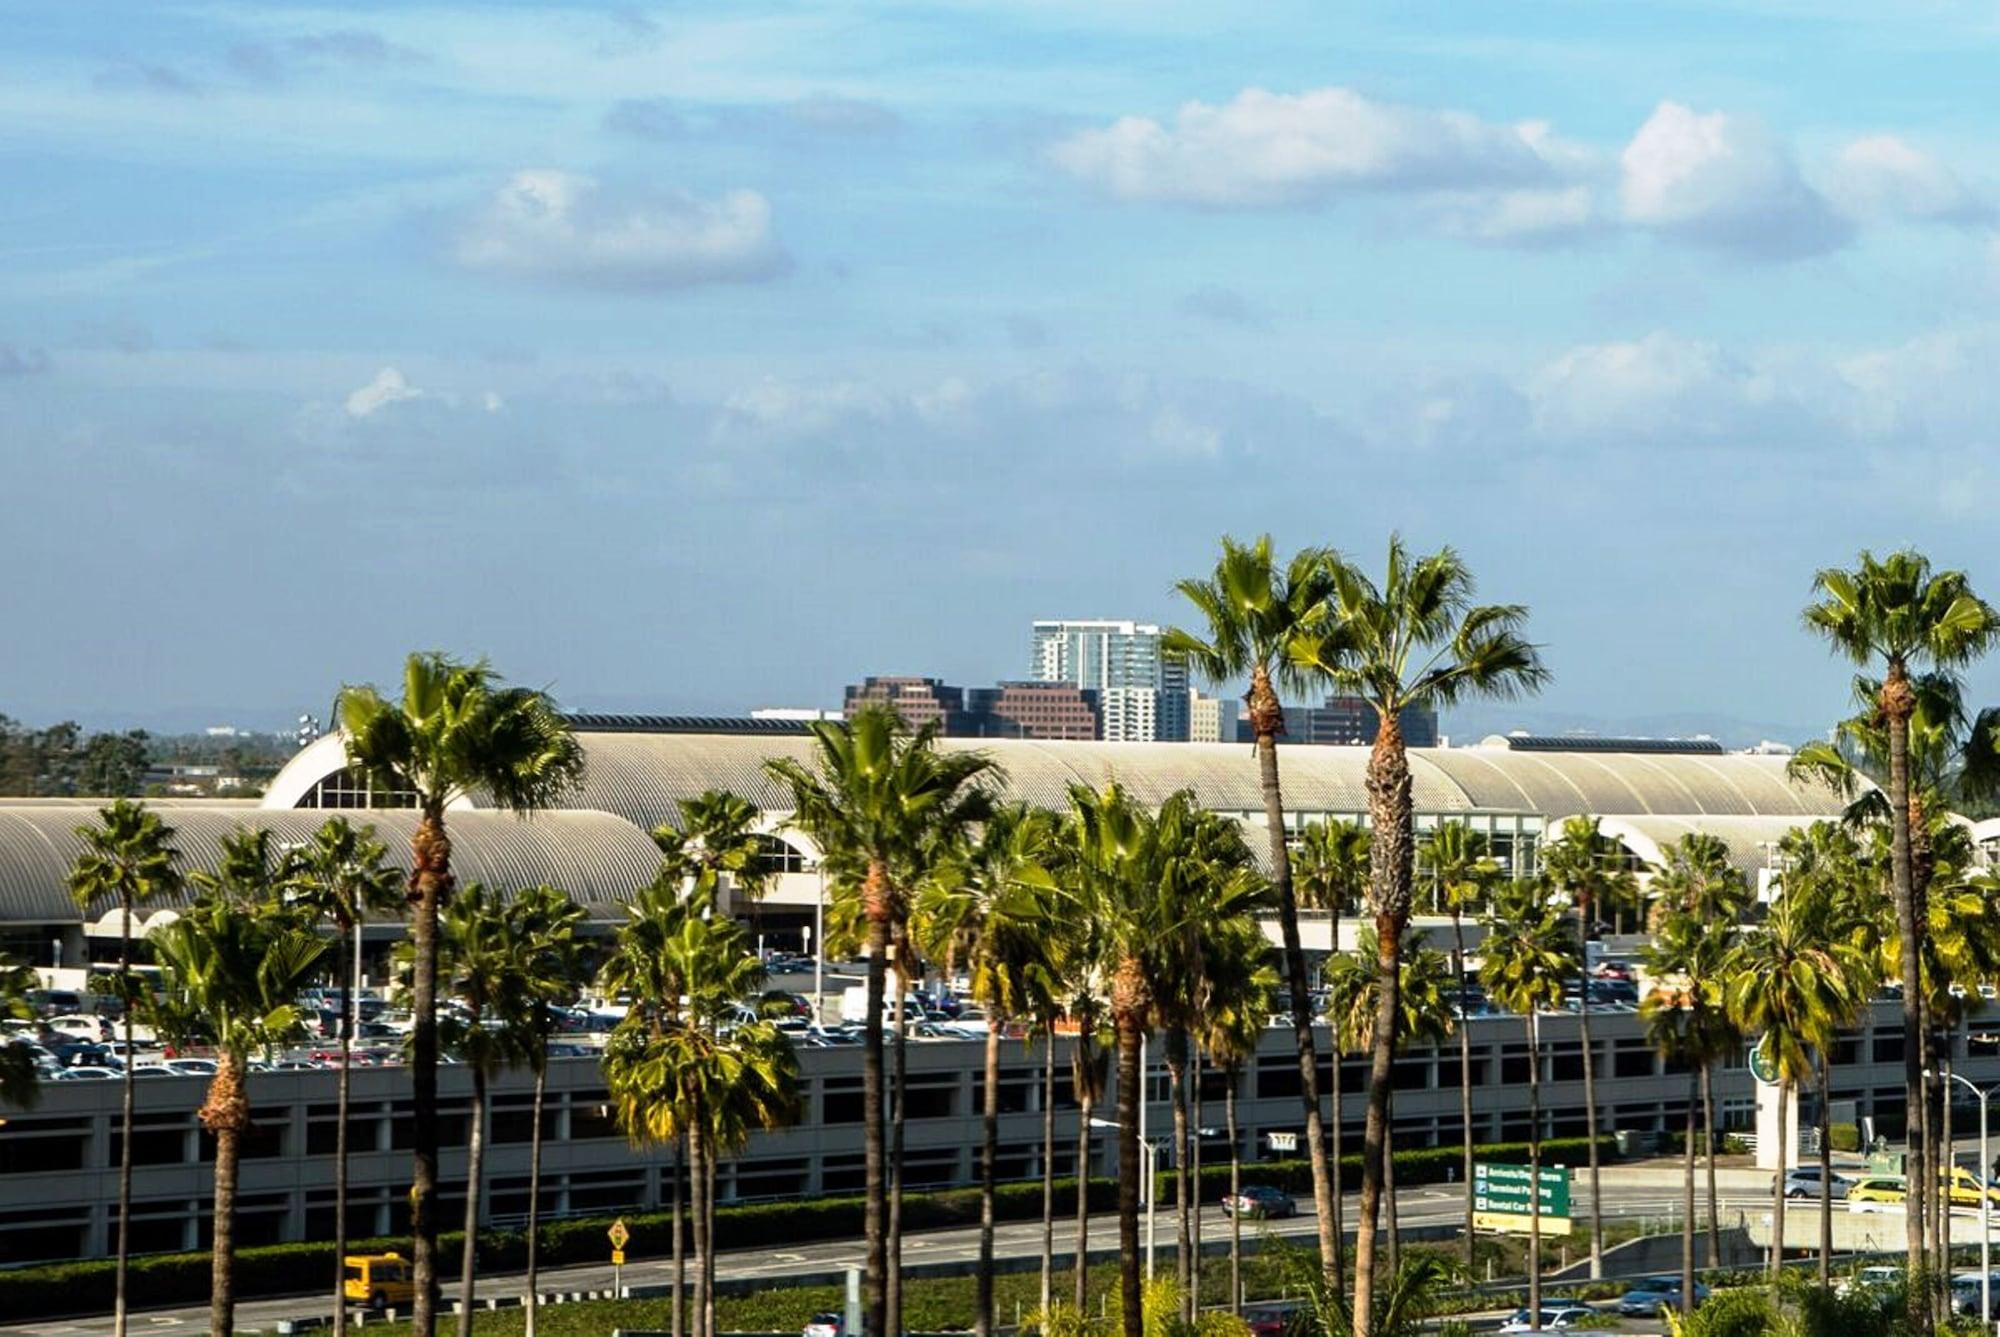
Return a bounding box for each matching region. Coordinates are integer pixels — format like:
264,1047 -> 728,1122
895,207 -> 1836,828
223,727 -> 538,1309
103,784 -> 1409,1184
5,1 -> 2000,736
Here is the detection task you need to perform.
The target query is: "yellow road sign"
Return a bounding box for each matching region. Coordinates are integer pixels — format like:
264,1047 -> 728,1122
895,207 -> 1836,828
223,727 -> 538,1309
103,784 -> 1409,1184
608,1218 -> 631,1250
1474,1210 -> 1575,1237
612,1249 -> 626,1266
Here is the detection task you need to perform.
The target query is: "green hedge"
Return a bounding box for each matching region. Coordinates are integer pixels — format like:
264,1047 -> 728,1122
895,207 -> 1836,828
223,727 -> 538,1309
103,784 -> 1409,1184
0,1136 -> 1614,1320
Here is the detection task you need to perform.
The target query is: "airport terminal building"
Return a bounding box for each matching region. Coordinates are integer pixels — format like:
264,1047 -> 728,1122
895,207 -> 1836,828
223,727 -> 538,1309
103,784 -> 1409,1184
0,720 -> 1906,1264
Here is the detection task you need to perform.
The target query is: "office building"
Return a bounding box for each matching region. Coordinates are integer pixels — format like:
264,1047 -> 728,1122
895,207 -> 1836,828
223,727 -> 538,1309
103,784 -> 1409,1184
1281,697 -> 1440,747
963,682 -> 1099,740
1189,691 -> 1242,743
841,676 -> 971,732
1029,619 -> 1189,742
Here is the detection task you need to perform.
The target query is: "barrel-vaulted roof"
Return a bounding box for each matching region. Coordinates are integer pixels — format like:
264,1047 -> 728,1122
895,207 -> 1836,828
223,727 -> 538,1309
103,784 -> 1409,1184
0,805 -> 662,926
265,730 -> 1851,835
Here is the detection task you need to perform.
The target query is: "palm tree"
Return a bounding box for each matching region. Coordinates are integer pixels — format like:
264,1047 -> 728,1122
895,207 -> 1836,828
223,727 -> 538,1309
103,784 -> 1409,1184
1040,872 -> 1112,1312
67,799 -> 183,1337
1479,878 -> 1579,1333
659,789 -> 773,928
1647,833 -> 1751,1268
1296,814 -> 1370,1232
1640,909 -> 1735,1314
765,707 -> 995,1337
1321,926 -> 1455,1276
148,876 -> 326,1337
1419,820 -> 1500,1266
1291,536 -> 1547,1335
338,653 -> 583,1337
912,802 -> 1060,1337
1166,535 -> 1344,1281
1197,920 -> 1278,1315
1725,885 -> 1867,1280
505,884 -> 587,1337
285,817 -> 402,1337
427,881 -> 533,1337
0,950 -> 41,1110
1539,815 -> 1637,1280
1803,549 -> 2000,1292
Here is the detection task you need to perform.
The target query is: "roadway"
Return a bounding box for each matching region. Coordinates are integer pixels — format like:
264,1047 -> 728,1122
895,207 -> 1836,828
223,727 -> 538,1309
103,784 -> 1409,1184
1,1177 -> 1767,1337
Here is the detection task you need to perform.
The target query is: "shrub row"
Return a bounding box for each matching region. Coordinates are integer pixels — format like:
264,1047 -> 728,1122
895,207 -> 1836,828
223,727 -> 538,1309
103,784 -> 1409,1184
0,1135 -> 1614,1320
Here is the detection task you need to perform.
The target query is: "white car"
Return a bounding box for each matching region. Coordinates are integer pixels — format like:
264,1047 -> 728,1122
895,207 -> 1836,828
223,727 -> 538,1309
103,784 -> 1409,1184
46,1015 -> 107,1040
165,1058 -> 218,1077
1499,1305 -> 1598,1331
55,1066 -> 120,1081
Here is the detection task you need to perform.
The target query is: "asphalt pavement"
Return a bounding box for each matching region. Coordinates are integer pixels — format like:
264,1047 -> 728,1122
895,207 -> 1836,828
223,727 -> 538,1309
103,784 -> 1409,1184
0,1178 -> 1764,1337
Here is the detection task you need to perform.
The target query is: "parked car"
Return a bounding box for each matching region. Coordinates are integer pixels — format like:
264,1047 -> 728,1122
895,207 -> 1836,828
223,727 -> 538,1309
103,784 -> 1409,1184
1242,1304 -> 1297,1337
1847,1176 -> 1909,1211
54,1066 -> 120,1081
1616,1278 -> 1709,1314
165,1058 -> 218,1077
1777,1166 -> 1854,1199
1222,1185 -> 1297,1219
1499,1305 -> 1598,1331
803,1312 -> 844,1337
1950,1272 -> 2000,1317
1837,1265 -> 1906,1296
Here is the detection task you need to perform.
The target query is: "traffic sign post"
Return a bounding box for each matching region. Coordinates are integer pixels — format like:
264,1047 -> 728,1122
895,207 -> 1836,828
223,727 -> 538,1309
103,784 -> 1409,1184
1472,1162 -> 1574,1236
609,1219 -> 630,1295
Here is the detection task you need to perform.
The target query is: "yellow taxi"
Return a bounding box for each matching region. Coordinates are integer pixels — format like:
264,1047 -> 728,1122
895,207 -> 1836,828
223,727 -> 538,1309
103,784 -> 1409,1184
1942,1167 -> 2000,1207
1847,1177 -> 1909,1212
344,1253 -> 415,1309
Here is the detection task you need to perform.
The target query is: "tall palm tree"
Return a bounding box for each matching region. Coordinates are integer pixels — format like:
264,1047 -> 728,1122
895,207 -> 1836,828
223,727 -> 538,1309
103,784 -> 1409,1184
1725,885 -> 1866,1280
1321,926 -> 1455,1276
67,799 -> 183,1337
0,950 -> 41,1110
285,817 -> 402,1337
1639,910 -> 1732,1316
912,802 -> 1060,1337
1040,872 -> 1112,1312
1479,879 -> 1579,1333
427,881 -> 532,1337
1166,534 -> 1345,1281
1197,920 -> 1278,1315
1296,815 -> 1370,1231
1646,833 -> 1751,1268
505,883 -> 587,1337
659,789 -> 773,929
1419,820 -> 1500,1266
1803,549 -> 1999,1294
765,707 -> 995,1337
339,653 -> 583,1337
1539,816 -> 1637,1280
1291,537 -> 1547,1335
148,877 -> 326,1337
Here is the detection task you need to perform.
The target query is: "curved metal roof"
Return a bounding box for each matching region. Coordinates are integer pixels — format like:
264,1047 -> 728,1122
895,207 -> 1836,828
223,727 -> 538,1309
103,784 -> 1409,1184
264,730 -> 1849,833
1595,814 -> 1821,878
0,805 -> 662,926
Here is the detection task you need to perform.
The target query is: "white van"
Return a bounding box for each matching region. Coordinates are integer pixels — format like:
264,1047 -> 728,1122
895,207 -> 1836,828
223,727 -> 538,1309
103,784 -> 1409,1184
839,987 -> 927,1026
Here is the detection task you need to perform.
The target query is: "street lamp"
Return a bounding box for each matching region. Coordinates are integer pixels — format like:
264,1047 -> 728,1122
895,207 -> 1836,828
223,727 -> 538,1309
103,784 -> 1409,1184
1089,1117 -> 1161,1279
1934,1068 -> 1998,1330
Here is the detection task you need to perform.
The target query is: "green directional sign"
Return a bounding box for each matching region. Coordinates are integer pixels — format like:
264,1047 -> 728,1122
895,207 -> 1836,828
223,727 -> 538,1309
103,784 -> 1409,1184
1749,1035 -> 1780,1087
1473,1162 -> 1572,1227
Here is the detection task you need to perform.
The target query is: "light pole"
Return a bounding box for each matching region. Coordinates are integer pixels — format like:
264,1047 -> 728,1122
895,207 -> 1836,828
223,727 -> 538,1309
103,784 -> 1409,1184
1092,1041 -> 1164,1289
1937,1069 -> 1996,1329
812,859 -> 826,1025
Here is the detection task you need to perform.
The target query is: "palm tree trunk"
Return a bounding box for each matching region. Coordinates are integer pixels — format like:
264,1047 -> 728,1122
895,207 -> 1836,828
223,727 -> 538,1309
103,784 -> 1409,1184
1937,1037 -> 1952,1282
1682,1072 -> 1697,1315
672,1132 -> 686,1337
202,1053 -> 249,1337
1454,911 -> 1475,1268
977,1019 -> 1001,1337
525,1060 -> 547,1336
409,806 -> 451,1337
1074,1067 -> 1094,1312
888,972 -> 908,1337
333,926 -> 353,1337
1168,1036 -> 1192,1312
457,1063 -> 487,1337
115,891 -> 135,1337
1248,678 -> 1340,1287
1702,1065 -> 1721,1269
860,871 -> 891,1337
1527,1010 -> 1543,1331
689,1098 -> 710,1337
1577,904 -> 1603,1280
1355,711 -> 1413,1337
1116,1006 -> 1144,1337
1771,1076 -> 1788,1280
1384,1086 -> 1400,1278
1191,1044 -> 1204,1312
1883,664 -> 1929,1308
1041,1032 -> 1056,1318
1227,1070 -> 1242,1314
1818,1056 -> 1833,1289
705,1144 -> 719,1337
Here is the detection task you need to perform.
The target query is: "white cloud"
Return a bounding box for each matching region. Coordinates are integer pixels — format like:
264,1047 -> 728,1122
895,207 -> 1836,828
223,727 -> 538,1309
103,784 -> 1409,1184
1826,134 -> 1989,224
1434,184 -> 1601,244
345,366 -> 423,417
1050,86 -> 1583,207
481,390 -> 505,413
1527,331 -> 1789,441
455,171 -> 788,290
1618,102 -> 1849,259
